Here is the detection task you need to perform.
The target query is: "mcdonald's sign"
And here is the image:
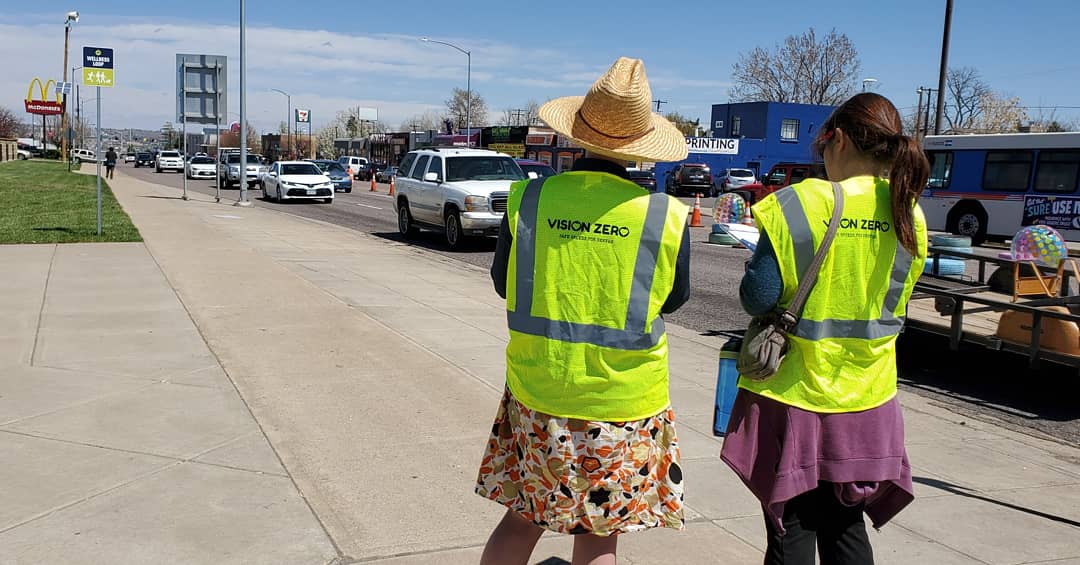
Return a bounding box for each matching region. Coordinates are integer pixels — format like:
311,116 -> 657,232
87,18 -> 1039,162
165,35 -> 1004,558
25,78 -> 63,116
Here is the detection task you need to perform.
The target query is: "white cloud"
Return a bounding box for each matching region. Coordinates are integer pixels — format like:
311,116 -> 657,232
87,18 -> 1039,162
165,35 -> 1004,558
2,16 -> 724,132
1,18 -> 583,131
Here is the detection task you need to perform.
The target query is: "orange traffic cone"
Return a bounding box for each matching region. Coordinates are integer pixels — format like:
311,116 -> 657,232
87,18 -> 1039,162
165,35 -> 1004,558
388,175 -> 395,197
370,173 -> 377,192
689,193 -> 704,227
741,204 -> 755,226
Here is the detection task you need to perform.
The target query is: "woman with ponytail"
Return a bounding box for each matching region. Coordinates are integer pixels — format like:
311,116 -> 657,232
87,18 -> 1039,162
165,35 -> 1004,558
720,93 -> 930,564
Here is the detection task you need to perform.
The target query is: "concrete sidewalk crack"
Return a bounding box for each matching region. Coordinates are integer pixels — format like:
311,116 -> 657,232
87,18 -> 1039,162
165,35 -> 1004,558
29,244 -> 58,367
134,237 -> 349,562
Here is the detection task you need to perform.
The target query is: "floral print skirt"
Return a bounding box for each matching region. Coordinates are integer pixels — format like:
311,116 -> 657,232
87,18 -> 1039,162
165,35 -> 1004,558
475,388 -> 685,536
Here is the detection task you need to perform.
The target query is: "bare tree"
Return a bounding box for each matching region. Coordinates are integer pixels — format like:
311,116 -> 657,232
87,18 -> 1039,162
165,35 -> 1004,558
399,109 -> 445,132
943,67 -> 991,131
1027,106 -> 1079,132
0,106 -> 18,138
445,88 -> 488,129
730,28 -> 860,105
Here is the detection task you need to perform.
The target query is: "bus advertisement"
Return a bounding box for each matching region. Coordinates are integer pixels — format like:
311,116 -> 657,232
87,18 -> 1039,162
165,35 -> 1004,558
920,132 -> 1080,244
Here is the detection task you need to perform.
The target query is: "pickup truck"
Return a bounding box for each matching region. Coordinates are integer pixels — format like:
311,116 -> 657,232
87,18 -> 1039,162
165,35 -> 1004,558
729,162 -> 826,205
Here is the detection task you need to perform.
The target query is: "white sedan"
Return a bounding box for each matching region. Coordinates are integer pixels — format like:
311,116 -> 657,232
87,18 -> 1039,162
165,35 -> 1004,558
261,160 -> 334,203
185,156 -> 217,179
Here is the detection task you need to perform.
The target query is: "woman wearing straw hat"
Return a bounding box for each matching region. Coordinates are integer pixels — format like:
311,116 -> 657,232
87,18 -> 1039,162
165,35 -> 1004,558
476,57 -> 693,565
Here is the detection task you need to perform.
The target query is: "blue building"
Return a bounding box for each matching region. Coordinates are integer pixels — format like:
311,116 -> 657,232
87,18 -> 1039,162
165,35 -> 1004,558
655,101 -> 835,187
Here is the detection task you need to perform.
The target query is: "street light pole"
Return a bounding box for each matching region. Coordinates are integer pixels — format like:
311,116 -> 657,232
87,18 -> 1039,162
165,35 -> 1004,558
420,37 -> 472,147
271,88 -> 291,158
235,0 -> 251,206
62,11 -> 79,167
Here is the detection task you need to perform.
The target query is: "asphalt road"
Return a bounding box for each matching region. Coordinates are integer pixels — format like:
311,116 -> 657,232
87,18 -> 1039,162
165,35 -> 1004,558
120,163 -> 1079,448
121,163 -> 753,336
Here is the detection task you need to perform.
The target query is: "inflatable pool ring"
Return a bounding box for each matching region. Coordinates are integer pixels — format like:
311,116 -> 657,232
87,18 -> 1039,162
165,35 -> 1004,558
1010,225 -> 1068,267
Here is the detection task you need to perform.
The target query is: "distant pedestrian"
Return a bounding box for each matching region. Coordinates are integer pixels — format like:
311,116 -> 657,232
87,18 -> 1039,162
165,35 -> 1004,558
477,57 -> 692,565
721,93 -> 930,564
105,147 -> 118,179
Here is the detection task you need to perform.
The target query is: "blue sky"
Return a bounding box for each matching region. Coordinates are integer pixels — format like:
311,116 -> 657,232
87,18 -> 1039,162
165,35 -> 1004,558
6,0 -> 1078,132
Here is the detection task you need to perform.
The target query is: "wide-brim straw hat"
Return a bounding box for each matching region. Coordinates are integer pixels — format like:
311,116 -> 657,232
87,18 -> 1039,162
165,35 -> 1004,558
539,57 -> 688,163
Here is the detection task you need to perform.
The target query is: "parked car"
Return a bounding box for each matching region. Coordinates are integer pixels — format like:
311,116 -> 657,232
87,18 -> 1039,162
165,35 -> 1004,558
733,162 -> 827,205
717,168 -> 757,192
16,148 -> 31,160
394,147 -> 525,250
124,152 -> 136,163
515,159 -> 557,179
185,156 -> 217,179
261,161 -> 334,203
665,163 -> 714,197
338,156 -> 371,180
627,169 -> 657,191
219,153 -> 268,188
155,151 -> 184,173
134,151 -> 154,167
375,166 -> 398,183
70,148 -> 97,164
307,159 -> 353,192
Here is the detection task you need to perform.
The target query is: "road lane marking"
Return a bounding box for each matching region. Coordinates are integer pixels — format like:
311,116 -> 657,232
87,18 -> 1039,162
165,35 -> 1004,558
356,203 -> 383,210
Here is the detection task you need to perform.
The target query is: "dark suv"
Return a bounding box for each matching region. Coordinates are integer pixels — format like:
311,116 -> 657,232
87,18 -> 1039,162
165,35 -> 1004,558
134,152 -> 154,168
665,163 -> 714,197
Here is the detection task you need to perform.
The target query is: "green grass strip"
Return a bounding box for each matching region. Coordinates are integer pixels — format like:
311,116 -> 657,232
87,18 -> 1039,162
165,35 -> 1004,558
0,160 -> 142,244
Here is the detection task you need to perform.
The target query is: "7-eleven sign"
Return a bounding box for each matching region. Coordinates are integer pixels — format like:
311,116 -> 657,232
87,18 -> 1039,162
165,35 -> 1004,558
295,109 -> 310,123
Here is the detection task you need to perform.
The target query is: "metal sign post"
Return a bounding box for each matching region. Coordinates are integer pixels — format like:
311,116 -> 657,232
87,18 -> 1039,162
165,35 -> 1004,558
181,60 -> 188,201
83,45 -> 114,236
235,0 -> 250,207
96,88 -> 101,235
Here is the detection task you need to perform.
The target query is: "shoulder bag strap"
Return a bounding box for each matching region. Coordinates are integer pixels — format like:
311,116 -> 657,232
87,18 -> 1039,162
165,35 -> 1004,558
778,181 -> 845,327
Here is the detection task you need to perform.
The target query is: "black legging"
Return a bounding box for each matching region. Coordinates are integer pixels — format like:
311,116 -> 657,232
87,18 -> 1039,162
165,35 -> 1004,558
764,482 -> 874,565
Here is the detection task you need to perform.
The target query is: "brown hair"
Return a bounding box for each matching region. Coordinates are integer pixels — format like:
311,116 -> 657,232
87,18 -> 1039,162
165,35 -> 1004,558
813,93 -> 930,255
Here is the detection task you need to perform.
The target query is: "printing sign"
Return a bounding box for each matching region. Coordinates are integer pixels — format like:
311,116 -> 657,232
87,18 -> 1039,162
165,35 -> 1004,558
685,137 -> 739,155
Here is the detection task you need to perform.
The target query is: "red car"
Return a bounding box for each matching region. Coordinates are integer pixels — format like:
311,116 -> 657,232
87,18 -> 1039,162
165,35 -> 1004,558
515,159 -> 557,179
731,162 -> 826,205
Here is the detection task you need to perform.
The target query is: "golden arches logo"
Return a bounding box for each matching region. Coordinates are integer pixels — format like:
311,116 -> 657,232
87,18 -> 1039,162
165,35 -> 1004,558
24,78 -> 63,116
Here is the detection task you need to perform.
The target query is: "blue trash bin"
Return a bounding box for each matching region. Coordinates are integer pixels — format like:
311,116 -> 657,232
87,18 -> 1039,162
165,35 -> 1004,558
713,337 -> 742,437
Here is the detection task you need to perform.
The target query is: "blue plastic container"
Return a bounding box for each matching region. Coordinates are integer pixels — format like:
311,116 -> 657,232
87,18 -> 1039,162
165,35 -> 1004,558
713,337 -> 742,437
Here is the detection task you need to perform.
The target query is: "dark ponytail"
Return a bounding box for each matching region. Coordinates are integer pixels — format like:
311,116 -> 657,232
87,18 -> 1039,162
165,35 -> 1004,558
887,134 -> 929,255
818,93 -> 930,255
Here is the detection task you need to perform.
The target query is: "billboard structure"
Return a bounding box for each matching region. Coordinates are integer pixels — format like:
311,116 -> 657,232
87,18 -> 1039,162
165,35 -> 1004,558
176,53 -> 228,200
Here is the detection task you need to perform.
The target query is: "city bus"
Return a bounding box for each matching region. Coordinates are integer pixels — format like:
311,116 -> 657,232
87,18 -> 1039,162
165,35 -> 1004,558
921,132 -> 1080,244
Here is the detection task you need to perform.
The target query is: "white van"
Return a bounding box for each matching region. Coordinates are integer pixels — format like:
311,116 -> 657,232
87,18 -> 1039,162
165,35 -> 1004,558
337,156 -> 370,180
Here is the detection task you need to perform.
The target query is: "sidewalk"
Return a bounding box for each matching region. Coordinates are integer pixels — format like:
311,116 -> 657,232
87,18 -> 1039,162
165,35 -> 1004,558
2,170 -> 1079,564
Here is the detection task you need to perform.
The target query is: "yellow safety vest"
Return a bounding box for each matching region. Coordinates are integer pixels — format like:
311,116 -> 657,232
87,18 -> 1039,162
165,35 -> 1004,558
740,176 -> 927,413
504,172 -> 689,421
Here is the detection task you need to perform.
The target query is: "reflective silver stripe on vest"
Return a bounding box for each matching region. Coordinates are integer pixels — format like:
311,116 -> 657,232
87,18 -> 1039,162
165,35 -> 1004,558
777,188 -> 814,279
509,178 -> 670,350
778,187 -> 915,341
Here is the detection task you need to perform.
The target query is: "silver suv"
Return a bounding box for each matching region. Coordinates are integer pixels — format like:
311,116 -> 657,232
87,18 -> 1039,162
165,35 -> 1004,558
394,147 -> 527,250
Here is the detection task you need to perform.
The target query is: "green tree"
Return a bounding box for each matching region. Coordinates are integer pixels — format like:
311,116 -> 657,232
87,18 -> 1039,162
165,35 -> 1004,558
664,112 -> 700,136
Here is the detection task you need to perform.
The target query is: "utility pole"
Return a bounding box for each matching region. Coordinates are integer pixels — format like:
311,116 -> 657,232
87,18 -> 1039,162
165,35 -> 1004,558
934,0 -> 953,135
654,99 -> 667,113
915,87 -> 925,139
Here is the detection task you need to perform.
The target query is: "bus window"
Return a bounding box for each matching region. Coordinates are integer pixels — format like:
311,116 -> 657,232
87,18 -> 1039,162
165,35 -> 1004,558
1034,151 -> 1080,194
927,151 -> 953,188
982,150 -> 1033,192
